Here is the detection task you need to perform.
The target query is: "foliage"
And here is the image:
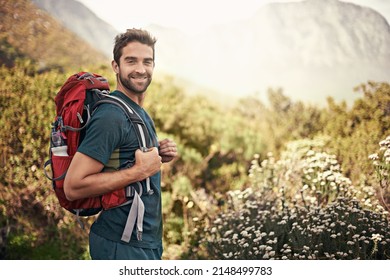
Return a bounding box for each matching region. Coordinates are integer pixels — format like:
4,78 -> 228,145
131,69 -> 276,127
0,61 -> 96,259
197,194 -> 390,260
263,88 -> 326,152
189,138 -> 390,260
369,135 -> 390,211
323,82 -> 390,184
1,57 -> 389,259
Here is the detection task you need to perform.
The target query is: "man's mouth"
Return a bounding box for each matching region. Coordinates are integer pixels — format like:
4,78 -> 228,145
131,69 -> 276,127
131,75 -> 147,80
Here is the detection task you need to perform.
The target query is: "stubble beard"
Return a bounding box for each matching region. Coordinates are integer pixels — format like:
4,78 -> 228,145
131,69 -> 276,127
119,72 -> 152,95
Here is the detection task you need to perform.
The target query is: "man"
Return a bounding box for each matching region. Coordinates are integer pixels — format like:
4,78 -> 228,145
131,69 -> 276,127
64,29 -> 177,260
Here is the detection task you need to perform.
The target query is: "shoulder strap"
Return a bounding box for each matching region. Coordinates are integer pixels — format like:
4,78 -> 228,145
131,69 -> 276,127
92,91 -> 156,196
92,91 -> 152,150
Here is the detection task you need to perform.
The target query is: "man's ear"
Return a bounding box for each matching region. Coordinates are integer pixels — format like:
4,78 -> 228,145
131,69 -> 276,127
111,60 -> 119,74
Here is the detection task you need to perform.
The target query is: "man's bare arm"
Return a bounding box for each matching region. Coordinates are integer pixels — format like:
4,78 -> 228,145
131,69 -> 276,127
64,148 -> 162,201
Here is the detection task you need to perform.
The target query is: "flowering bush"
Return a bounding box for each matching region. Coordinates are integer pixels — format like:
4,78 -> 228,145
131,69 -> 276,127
189,138 -> 390,260
369,135 -> 390,211
198,194 -> 389,259
248,137 -> 385,212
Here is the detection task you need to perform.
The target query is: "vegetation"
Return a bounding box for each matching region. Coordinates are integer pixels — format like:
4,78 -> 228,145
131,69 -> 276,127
0,59 -> 389,259
189,138 -> 389,259
0,0 -> 389,260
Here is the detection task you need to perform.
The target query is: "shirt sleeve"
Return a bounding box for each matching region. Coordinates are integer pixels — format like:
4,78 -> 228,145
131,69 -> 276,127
77,104 -> 127,165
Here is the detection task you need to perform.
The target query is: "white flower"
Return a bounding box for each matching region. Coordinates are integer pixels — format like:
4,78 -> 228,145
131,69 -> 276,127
223,252 -> 233,258
369,153 -> 379,160
379,140 -> 387,147
371,234 -> 383,242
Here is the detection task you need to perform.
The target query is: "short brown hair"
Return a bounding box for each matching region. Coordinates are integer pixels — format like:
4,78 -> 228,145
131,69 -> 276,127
113,28 -> 157,65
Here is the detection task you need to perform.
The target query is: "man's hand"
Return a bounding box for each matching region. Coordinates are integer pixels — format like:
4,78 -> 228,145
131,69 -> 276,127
158,138 -> 178,163
134,147 -> 162,179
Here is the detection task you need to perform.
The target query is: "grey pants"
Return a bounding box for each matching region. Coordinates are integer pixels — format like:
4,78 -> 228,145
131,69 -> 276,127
89,231 -> 163,260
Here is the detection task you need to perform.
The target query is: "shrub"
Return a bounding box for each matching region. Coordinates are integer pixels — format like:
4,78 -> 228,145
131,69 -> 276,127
189,138 -> 390,260
197,191 -> 389,259
369,135 -> 390,211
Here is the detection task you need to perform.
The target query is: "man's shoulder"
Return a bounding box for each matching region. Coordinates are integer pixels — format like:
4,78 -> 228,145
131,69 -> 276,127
93,101 -> 127,122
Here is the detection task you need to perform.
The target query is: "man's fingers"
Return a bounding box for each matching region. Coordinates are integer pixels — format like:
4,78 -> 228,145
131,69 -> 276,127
159,146 -> 176,154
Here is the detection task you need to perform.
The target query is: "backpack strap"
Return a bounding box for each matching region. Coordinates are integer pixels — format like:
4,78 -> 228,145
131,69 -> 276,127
121,191 -> 145,242
61,105 -> 91,132
92,94 -> 153,150
93,93 -> 155,195
43,158 -> 66,181
92,92 -> 156,242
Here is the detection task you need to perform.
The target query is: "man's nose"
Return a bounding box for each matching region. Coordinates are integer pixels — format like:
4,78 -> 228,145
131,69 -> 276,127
134,62 -> 146,74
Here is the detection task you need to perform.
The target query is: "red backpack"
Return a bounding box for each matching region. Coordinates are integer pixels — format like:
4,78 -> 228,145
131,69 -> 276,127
44,72 -> 154,222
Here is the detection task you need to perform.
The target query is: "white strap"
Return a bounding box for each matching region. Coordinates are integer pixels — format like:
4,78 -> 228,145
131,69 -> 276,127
120,192 -> 145,242
136,194 -> 145,241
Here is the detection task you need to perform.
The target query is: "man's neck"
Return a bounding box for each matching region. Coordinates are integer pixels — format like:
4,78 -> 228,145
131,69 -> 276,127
116,85 -> 146,107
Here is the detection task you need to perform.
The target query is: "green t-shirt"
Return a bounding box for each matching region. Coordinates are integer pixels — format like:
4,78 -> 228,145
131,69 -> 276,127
78,90 -> 162,249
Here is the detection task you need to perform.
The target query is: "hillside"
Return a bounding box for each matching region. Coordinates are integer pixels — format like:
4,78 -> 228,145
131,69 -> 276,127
0,0 -> 109,70
30,0 -> 390,104
148,0 -> 390,104
31,0 -> 118,59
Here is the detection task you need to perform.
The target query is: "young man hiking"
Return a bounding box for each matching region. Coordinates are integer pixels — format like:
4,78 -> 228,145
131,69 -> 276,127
64,28 -> 178,260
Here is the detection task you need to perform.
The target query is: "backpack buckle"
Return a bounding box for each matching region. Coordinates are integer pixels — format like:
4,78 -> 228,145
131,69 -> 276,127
126,182 -> 143,198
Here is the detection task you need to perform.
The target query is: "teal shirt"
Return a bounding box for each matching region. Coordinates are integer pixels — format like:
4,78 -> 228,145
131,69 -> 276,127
78,90 -> 162,249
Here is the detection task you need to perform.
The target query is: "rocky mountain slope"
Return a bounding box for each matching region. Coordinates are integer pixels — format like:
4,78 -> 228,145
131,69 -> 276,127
31,0 -> 117,59
148,0 -> 390,104
0,0 -> 108,70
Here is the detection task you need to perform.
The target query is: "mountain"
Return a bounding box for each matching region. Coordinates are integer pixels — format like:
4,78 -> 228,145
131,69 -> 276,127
31,0 -> 118,59
147,0 -> 390,104
30,0 -> 390,105
0,0 -> 108,70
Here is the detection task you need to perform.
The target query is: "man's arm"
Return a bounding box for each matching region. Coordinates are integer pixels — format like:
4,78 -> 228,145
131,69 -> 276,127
64,148 -> 162,201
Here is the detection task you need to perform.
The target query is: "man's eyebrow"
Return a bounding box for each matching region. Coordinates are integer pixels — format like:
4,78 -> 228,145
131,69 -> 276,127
123,56 -> 137,61
123,56 -> 153,62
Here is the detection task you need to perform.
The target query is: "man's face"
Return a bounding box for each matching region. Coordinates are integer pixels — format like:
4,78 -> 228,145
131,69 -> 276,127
114,41 -> 154,94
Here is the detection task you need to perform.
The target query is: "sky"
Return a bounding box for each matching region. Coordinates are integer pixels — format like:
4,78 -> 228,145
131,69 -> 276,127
77,0 -> 390,33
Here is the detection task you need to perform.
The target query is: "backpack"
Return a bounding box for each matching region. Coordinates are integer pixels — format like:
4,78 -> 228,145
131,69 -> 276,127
44,72 -> 155,241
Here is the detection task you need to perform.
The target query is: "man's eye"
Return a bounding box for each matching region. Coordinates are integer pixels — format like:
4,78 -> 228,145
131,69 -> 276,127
144,60 -> 153,66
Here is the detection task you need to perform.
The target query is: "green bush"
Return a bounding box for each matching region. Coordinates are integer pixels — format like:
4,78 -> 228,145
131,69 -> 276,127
0,61 -> 95,259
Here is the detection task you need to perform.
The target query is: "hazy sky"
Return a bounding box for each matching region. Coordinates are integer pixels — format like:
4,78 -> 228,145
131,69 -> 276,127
77,0 -> 390,32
